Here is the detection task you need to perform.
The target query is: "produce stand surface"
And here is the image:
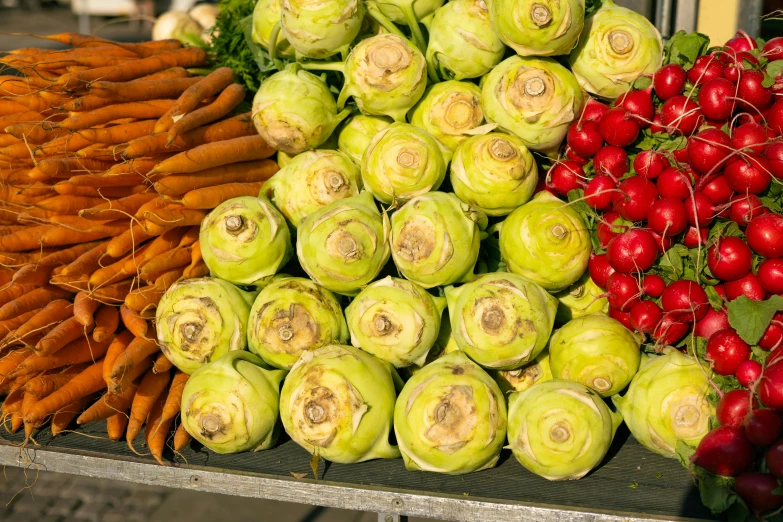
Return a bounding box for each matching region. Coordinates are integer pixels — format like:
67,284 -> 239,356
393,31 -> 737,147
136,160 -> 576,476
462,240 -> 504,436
0,423 -> 711,522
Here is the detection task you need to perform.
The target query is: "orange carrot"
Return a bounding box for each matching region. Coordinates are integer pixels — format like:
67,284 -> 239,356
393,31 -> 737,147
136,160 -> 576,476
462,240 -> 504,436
53,183 -> 146,199
181,181 -> 265,209
66,47 -> 207,85
13,300 -> 72,341
24,361 -> 106,425
109,335 -> 158,383
93,306 -> 119,342
0,284 -> 36,307
12,241 -> 102,285
32,157 -> 114,179
33,132 -> 94,157
91,279 -> 134,304
103,331 -> 133,387
155,67 -> 235,133
173,423 -> 191,452
58,95 -> 115,112
127,368 -> 170,446
50,394 -> 96,436
14,336 -> 113,376
76,120 -> 156,145
74,291 -> 100,326
153,353 -> 173,374
139,247 -> 191,282
77,381 -> 138,424
89,246 -> 146,288
166,83 -> 245,143
145,394 -> 169,464
107,412 -> 129,441
79,193 -> 156,221
58,99 -> 176,131
108,354 -> 153,396
61,241 -> 110,277
183,260 -> 209,279
0,286 -> 71,321
23,364 -> 88,398
106,223 -> 155,258
35,316 -> 94,356
68,172 -> 147,188
0,349 -> 33,381
5,122 -> 64,144
160,371 -> 188,424
151,135 -> 275,174
142,210 -> 206,236
120,305 -> 148,338
124,227 -> 187,274
89,76 -> 202,101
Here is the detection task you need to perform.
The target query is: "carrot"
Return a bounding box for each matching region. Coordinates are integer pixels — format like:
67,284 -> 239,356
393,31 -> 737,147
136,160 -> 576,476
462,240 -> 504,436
13,241 -> 102,286
106,412 -> 129,441
127,368 -> 170,446
13,300 -> 72,341
106,222 -> 155,258
142,210 -> 206,236
5,123 -> 64,144
139,247 -> 191,282
160,371 -> 188,424
68,172 -> 148,189
50,274 -> 89,293
35,194 -> 108,213
58,95 -> 115,112
0,349 -> 33,381
61,241 -> 109,277
108,353 -> 153,396
183,260 -> 209,279
156,67 -> 235,133
32,157 -> 114,179
103,331 -> 133,387
151,135 -> 275,174
91,279 -> 134,304
33,133 -> 94,157
14,336 -> 113,377
58,99 -> 176,131
35,316 -> 94,356
89,76 -> 202,101
0,286 -> 71,321
77,380 -> 138,425
24,360 -> 107,425
79,193 -> 156,221
109,334 -> 158,384
145,394 -> 169,464
54,183 -> 146,199
0,284 -> 36,307
181,181 -> 265,209
166,84 -> 245,144
23,364 -> 88,398
74,291 -> 100,326
65,47 -> 207,85
33,33 -> 180,55
173,423 -> 191,452
89,246 -> 145,288
76,120 -> 156,145
50,394 -> 95,436
123,226 -> 186,275
93,306 -> 119,342
153,353 -> 173,374
124,275 -> 175,313
120,305 -> 148,338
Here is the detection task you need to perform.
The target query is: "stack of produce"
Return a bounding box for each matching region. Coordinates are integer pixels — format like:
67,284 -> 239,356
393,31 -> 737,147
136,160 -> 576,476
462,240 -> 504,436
0,32 -> 278,463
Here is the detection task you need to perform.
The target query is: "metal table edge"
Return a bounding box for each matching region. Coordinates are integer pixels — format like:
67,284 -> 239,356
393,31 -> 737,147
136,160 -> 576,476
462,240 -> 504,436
0,441 -> 713,522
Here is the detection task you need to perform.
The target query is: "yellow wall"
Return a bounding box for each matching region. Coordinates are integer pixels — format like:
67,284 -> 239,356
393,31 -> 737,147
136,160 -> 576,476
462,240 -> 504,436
697,0 -> 739,46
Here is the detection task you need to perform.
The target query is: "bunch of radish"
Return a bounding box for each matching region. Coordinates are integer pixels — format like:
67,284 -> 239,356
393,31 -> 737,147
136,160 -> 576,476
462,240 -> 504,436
544,30 -> 783,518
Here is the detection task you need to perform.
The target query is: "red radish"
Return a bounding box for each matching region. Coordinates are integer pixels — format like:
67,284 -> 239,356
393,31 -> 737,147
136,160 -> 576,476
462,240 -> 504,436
606,272 -> 641,312
612,177 -> 658,221
582,98 -> 610,123
683,226 -> 708,247
738,70 -> 773,111
765,344 -> 783,366
745,409 -> 783,446
596,211 -> 631,248
766,441 -> 783,478
734,473 -> 783,513
765,141 -> 783,178
565,146 -> 589,166
759,360 -> 783,409
717,389 -> 754,427
594,146 -> 629,178
737,360 -> 763,387
686,192 -> 715,227
567,120 -> 603,157
706,329 -> 751,375
695,308 -> 730,339
608,306 -> 633,330
730,194 -> 766,226
589,254 -> 615,289
688,128 -> 732,175
707,237 -> 753,281
642,274 -> 666,297
747,213 -> 783,258
618,89 -> 654,128
759,259 -> 783,294
764,36 -> 783,61
701,176 -> 734,205
584,175 -> 616,210
725,273 -> 768,301
725,156 -> 772,194
653,64 -> 686,100
599,107 -> 640,148
661,95 -> 702,135
698,78 -> 737,121
629,300 -> 661,335
691,425 -> 754,476
657,167 -> 692,200
727,31 -> 758,52
647,198 -> 688,237
633,150 -> 669,179
651,231 -> 672,254
687,55 -> 725,85
767,100 -> 783,136
547,161 -> 585,196
760,323 -> 783,351
607,229 -> 659,273
733,122 -> 771,155
714,284 -> 728,299
662,280 -> 709,322
723,51 -> 759,83
651,314 -> 690,344
650,112 -> 665,134
673,142 -> 690,164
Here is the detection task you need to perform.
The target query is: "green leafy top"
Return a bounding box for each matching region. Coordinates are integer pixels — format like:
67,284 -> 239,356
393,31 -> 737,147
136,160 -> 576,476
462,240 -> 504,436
664,31 -> 711,70
727,295 -> 783,346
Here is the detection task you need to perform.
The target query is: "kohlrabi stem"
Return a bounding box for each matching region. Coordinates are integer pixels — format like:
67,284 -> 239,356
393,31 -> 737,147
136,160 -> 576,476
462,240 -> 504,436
366,1 -> 406,38
425,55 -> 440,84
268,22 -> 281,65
401,2 -> 428,53
299,61 -> 347,73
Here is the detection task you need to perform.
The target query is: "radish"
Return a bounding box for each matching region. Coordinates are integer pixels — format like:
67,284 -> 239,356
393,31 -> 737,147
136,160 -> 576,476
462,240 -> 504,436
747,213 -> 783,258
567,120 -> 603,157
759,259 -> 783,294
582,98 -> 610,123
688,128 -> 732,175
584,175 -> 616,210
683,226 -> 708,247
726,31 -> 758,53
695,308 -> 730,339
691,425 -> 754,476
618,89 -> 654,128
723,51 -> 759,83
607,229 -> 659,273
705,329 -> 751,375
764,36 -> 783,61
766,441 -> 783,478
633,150 -> 669,179
717,389 -> 754,427
589,253 -> 615,289
701,176 -> 734,205
765,141 -> 783,178
734,473 -> 783,513
687,55 -> 725,85
657,167 -> 692,200
662,280 -> 709,322
759,359 -> 783,409
767,100 -> 783,136
737,360 -> 763,387
733,122 -> 772,155
707,236 -> 753,281
642,274 -> 666,297
724,156 -> 772,194
661,95 -> 703,135
760,323 -> 783,350
650,113 -> 665,134
651,314 -> 690,345
745,409 -> 783,446
673,142 -> 691,164
629,300 -> 662,335
606,272 -> 641,312
738,70 -> 773,111
725,273 -> 768,301
686,192 -> 715,227
608,306 -> 633,330
650,231 -> 673,254
698,78 -> 737,121
599,107 -> 640,147
596,211 -> 630,248
653,64 -> 687,100
612,176 -> 658,221
730,194 -> 766,226
547,161 -> 585,196
594,146 -> 629,178
647,198 -> 688,237
565,145 -> 589,166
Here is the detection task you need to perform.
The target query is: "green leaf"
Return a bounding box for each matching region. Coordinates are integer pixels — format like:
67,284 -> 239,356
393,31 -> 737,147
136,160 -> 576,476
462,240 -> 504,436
664,31 -> 712,69
632,76 -> 652,90
761,179 -> 783,213
696,471 -> 743,515
752,345 -> 770,364
705,285 -> 725,311
675,439 -> 696,468
585,0 -> 603,17
764,73 -> 776,89
768,60 -> 783,78
727,295 -> 783,345
709,220 -> 744,240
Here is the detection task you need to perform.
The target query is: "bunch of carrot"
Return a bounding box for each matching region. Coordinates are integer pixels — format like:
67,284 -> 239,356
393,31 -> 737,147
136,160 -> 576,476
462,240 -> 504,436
0,33 -> 279,464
